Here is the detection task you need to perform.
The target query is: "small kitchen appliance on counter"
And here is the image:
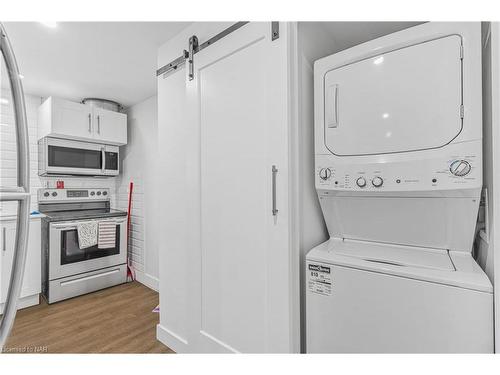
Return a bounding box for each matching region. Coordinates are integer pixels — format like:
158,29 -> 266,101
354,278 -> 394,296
38,188 -> 128,303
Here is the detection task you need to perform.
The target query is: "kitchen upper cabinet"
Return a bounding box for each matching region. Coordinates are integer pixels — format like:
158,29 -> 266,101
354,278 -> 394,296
38,97 -> 93,140
38,97 -> 127,146
93,107 -> 127,145
0,216 -> 42,312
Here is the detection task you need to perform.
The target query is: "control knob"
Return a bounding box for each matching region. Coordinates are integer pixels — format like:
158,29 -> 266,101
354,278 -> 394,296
43,192 -> 50,197
372,176 -> 384,188
356,177 -> 367,188
319,168 -> 332,181
450,160 -> 471,177
97,191 -> 101,196
52,192 -> 57,197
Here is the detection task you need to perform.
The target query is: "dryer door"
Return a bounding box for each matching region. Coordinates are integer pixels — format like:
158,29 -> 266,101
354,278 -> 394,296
323,35 -> 463,156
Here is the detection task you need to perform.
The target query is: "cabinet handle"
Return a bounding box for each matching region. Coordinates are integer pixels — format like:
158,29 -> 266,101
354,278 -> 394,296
97,115 -> 100,134
272,165 -> 278,217
2,227 -> 5,252
88,113 -> 92,133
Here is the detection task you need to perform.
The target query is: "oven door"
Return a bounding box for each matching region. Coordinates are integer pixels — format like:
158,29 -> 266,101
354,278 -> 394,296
41,137 -> 104,176
48,217 -> 127,281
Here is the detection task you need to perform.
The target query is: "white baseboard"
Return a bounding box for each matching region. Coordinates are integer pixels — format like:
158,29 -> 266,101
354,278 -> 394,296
0,294 -> 40,315
134,270 -> 159,292
156,323 -> 189,353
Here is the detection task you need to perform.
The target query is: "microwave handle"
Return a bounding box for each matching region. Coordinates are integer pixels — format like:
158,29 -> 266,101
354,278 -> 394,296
101,147 -> 106,173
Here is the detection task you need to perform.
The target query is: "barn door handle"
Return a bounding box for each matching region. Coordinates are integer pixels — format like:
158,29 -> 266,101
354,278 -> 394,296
0,23 -> 31,351
2,227 -> 6,252
272,165 -> 278,217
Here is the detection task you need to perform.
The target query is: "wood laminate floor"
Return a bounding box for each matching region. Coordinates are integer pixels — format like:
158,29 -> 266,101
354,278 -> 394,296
4,281 -> 174,353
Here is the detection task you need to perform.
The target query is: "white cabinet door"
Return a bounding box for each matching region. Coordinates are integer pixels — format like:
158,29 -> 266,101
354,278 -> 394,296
52,98 -> 94,140
158,22 -> 296,353
21,219 -> 41,298
0,219 -> 41,304
0,221 -> 17,304
38,97 -> 127,145
93,107 -> 127,145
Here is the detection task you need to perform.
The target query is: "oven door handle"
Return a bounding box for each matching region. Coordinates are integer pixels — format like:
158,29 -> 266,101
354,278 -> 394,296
51,218 -> 126,230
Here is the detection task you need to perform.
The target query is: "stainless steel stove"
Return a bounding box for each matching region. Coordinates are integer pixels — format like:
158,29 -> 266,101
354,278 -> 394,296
38,188 -> 128,303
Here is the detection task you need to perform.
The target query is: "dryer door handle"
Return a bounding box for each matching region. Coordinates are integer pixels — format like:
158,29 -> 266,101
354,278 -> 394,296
326,84 -> 339,128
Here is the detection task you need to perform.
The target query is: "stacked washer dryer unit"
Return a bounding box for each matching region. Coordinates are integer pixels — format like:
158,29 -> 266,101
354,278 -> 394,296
306,22 -> 494,353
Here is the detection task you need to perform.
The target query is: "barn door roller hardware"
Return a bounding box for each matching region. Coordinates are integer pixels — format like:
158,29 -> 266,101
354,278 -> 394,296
188,35 -> 198,81
156,22 -> 249,78
271,22 -> 279,41
156,21 -> 280,79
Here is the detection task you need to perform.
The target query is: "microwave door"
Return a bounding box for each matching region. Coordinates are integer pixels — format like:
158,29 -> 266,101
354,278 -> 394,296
44,139 -> 104,175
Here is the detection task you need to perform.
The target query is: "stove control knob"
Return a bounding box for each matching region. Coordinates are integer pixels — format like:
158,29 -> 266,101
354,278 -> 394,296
372,176 -> 384,188
43,192 -> 50,197
52,192 -> 57,197
90,191 -> 95,196
319,168 -> 332,181
97,191 -> 101,196
450,160 -> 471,177
103,191 -> 108,196
356,177 -> 367,188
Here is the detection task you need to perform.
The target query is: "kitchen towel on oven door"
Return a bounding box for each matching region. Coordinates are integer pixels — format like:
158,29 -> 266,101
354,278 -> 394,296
77,221 -> 98,249
98,221 -> 117,249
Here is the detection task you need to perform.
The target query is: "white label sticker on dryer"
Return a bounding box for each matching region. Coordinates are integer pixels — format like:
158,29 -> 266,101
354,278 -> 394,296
308,263 -> 332,296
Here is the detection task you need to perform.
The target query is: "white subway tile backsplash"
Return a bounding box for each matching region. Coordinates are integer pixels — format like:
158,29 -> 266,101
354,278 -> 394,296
1,90 -> 149,280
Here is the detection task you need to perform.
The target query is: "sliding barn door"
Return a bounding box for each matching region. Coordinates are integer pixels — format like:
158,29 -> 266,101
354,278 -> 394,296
157,22 -> 296,353
191,23 -> 293,353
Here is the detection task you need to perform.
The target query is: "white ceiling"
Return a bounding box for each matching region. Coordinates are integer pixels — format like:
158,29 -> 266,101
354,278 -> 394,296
2,22 -> 191,107
3,22 -> 423,108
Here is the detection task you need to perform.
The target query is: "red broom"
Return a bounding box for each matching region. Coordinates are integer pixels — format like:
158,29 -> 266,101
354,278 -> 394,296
126,181 -> 135,281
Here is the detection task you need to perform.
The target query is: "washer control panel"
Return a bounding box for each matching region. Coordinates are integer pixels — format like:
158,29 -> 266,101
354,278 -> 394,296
316,150 -> 481,192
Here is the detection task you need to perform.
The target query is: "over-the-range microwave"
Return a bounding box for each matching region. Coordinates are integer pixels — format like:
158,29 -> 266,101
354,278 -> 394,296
38,137 -> 119,176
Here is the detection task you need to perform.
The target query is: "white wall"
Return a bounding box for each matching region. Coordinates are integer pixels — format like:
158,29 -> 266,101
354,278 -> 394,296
479,21 -> 500,352
478,22 -> 495,280
1,89 -> 42,214
296,23 -> 330,352
117,95 -> 159,291
492,21 -> 500,354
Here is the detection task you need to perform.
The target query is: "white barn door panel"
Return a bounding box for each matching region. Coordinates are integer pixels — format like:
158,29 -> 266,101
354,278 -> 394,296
157,22 -> 297,353
193,22 -> 291,353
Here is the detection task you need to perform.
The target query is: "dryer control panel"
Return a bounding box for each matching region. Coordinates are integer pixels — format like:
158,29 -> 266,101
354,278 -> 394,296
315,141 -> 482,192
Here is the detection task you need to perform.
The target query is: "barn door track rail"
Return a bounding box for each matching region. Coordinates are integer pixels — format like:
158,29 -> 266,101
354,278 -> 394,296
156,21 -> 280,78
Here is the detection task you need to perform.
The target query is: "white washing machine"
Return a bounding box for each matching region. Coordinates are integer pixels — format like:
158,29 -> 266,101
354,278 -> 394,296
306,22 -> 494,353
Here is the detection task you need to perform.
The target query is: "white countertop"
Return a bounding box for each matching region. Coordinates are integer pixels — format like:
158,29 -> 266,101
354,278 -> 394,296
0,212 -> 46,221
